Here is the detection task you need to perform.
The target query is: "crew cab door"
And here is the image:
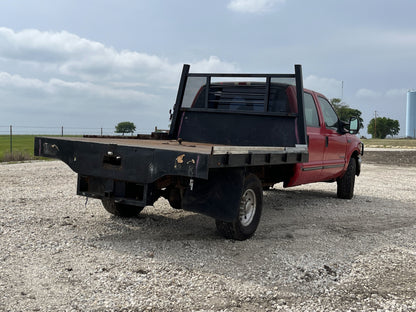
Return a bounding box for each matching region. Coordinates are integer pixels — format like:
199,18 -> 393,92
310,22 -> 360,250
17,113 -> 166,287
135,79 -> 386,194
286,91 -> 325,186
303,92 -> 325,176
317,96 -> 347,180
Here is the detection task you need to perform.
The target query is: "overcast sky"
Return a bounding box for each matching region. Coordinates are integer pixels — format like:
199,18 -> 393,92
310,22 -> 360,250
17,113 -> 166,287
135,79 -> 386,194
1,0 -> 415,136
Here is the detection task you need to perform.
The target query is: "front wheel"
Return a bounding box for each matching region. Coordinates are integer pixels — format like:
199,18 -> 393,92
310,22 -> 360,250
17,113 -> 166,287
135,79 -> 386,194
101,199 -> 144,217
215,174 -> 263,240
337,157 -> 356,199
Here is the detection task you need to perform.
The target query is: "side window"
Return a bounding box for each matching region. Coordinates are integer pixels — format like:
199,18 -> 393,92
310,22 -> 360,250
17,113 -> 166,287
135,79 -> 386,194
304,92 -> 320,127
318,96 -> 339,129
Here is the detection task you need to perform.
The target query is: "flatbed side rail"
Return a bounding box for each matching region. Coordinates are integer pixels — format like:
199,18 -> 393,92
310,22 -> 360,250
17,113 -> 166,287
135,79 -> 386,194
211,144 -> 307,155
208,144 -> 308,168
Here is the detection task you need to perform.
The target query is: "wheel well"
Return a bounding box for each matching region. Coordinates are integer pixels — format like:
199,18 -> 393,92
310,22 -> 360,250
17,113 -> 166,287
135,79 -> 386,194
245,165 -> 294,186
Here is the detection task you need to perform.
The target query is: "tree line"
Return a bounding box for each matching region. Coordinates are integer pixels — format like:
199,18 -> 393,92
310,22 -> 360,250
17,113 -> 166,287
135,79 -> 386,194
114,99 -> 401,139
330,98 -> 400,139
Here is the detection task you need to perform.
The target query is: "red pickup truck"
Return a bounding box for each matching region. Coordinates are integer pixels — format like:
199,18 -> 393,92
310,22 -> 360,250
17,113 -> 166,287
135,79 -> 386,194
35,64 -> 363,240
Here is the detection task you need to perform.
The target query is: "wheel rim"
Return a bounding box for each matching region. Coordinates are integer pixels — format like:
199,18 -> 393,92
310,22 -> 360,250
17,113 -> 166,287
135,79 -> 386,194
239,189 -> 256,227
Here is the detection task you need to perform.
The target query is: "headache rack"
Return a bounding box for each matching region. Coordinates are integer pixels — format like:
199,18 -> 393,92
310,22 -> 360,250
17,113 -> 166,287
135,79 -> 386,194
169,64 -> 307,147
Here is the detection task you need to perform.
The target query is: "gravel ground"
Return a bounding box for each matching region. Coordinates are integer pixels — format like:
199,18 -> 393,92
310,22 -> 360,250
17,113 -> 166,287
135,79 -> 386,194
1,154 -> 416,311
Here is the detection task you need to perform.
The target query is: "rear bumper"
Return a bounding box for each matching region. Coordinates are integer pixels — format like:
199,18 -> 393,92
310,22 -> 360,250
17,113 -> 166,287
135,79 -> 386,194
77,175 -> 150,207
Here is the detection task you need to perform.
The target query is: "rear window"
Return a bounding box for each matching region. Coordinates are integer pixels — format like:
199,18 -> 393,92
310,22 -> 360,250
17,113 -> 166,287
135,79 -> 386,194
190,83 -> 290,113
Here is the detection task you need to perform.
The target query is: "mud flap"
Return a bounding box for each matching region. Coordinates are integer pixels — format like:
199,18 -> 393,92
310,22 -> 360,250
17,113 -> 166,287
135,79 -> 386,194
182,168 -> 244,222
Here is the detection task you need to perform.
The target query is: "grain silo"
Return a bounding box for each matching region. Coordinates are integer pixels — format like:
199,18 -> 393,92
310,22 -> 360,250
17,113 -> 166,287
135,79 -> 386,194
406,91 -> 416,138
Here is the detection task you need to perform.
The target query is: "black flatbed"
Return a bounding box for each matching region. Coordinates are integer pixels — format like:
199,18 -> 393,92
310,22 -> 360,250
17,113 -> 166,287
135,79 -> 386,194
35,136 -> 308,182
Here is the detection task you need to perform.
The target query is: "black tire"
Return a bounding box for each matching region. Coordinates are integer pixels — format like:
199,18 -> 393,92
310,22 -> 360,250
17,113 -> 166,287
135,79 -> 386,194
337,157 -> 356,199
101,199 -> 144,217
215,174 -> 263,240
167,187 -> 182,210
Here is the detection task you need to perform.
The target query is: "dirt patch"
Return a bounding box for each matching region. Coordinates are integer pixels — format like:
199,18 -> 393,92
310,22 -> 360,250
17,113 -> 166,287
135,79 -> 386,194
362,149 -> 416,166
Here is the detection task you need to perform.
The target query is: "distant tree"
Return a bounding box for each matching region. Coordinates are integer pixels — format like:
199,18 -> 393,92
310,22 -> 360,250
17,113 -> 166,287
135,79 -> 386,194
367,117 -> 400,139
330,98 -> 364,129
115,121 -> 136,135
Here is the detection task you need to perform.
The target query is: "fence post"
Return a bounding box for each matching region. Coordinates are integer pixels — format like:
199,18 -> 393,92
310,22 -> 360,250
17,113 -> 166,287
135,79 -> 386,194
10,125 -> 12,155
61,126 -> 64,137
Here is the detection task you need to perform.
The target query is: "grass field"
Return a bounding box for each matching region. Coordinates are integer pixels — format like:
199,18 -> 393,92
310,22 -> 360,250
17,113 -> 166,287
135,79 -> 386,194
361,138 -> 416,148
0,135 -> 37,162
0,135 -> 80,162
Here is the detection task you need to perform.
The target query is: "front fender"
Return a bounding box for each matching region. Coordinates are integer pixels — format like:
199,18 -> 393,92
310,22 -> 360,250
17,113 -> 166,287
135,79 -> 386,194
346,139 -> 363,177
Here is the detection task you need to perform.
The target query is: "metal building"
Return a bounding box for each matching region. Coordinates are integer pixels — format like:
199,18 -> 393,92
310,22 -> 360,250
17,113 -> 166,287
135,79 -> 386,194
406,91 -> 416,138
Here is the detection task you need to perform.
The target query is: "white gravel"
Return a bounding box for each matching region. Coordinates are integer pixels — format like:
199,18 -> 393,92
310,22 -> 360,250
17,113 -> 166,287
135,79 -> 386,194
0,160 -> 415,311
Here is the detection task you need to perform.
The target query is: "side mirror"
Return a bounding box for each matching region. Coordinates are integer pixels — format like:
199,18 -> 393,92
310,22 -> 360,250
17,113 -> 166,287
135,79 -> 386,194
349,116 -> 359,134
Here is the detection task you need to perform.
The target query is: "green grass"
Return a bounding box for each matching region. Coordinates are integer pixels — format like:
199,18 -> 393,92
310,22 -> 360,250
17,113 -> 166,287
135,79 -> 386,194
0,135 -> 82,162
0,135 -> 36,161
361,138 -> 416,148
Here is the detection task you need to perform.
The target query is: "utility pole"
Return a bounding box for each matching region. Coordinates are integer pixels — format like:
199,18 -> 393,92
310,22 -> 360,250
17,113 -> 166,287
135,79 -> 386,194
374,111 -> 377,139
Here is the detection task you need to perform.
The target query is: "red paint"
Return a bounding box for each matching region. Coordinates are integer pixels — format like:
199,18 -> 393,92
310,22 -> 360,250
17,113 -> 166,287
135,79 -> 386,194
286,90 -> 362,187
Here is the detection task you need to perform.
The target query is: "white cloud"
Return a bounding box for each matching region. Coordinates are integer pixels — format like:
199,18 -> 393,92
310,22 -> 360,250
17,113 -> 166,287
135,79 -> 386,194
0,27 -> 101,64
0,72 -> 45,90
0,27 -> 237,84
0,27 -> 238,131
304,75 -> 343,99
356,88 -> 382,99
191,56 -> 238,72
0,71 -> 157,104
227,0 -> 286,13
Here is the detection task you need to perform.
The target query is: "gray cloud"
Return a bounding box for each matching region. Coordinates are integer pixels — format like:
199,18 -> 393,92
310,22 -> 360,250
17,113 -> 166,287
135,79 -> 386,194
0,27 -> 238,132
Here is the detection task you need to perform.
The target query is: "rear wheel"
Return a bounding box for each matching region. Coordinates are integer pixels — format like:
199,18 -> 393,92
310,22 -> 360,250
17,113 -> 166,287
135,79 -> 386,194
216,174 -> 263,240
101,199 -> 144,217
337,157 -> 356,199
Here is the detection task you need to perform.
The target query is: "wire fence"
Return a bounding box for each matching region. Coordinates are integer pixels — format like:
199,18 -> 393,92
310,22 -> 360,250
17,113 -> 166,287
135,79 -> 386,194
0,125 -> 157,135
0,125 -> 157,160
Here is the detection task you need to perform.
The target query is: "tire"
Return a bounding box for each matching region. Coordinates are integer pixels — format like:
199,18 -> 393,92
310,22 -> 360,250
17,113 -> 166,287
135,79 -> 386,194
101,199 -> 144,217
167,187 -> 182,210
215,174 -> 263,240
337,157 -> 356,199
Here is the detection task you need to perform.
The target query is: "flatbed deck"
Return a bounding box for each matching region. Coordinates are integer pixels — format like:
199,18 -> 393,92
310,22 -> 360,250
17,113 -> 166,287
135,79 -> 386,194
42,136 -> 216,154
35,135 -> 308,183
39,136 -> 307,156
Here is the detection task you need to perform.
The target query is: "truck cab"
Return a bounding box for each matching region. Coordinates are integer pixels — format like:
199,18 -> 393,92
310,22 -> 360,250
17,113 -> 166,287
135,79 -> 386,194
287,89 -> 362,190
